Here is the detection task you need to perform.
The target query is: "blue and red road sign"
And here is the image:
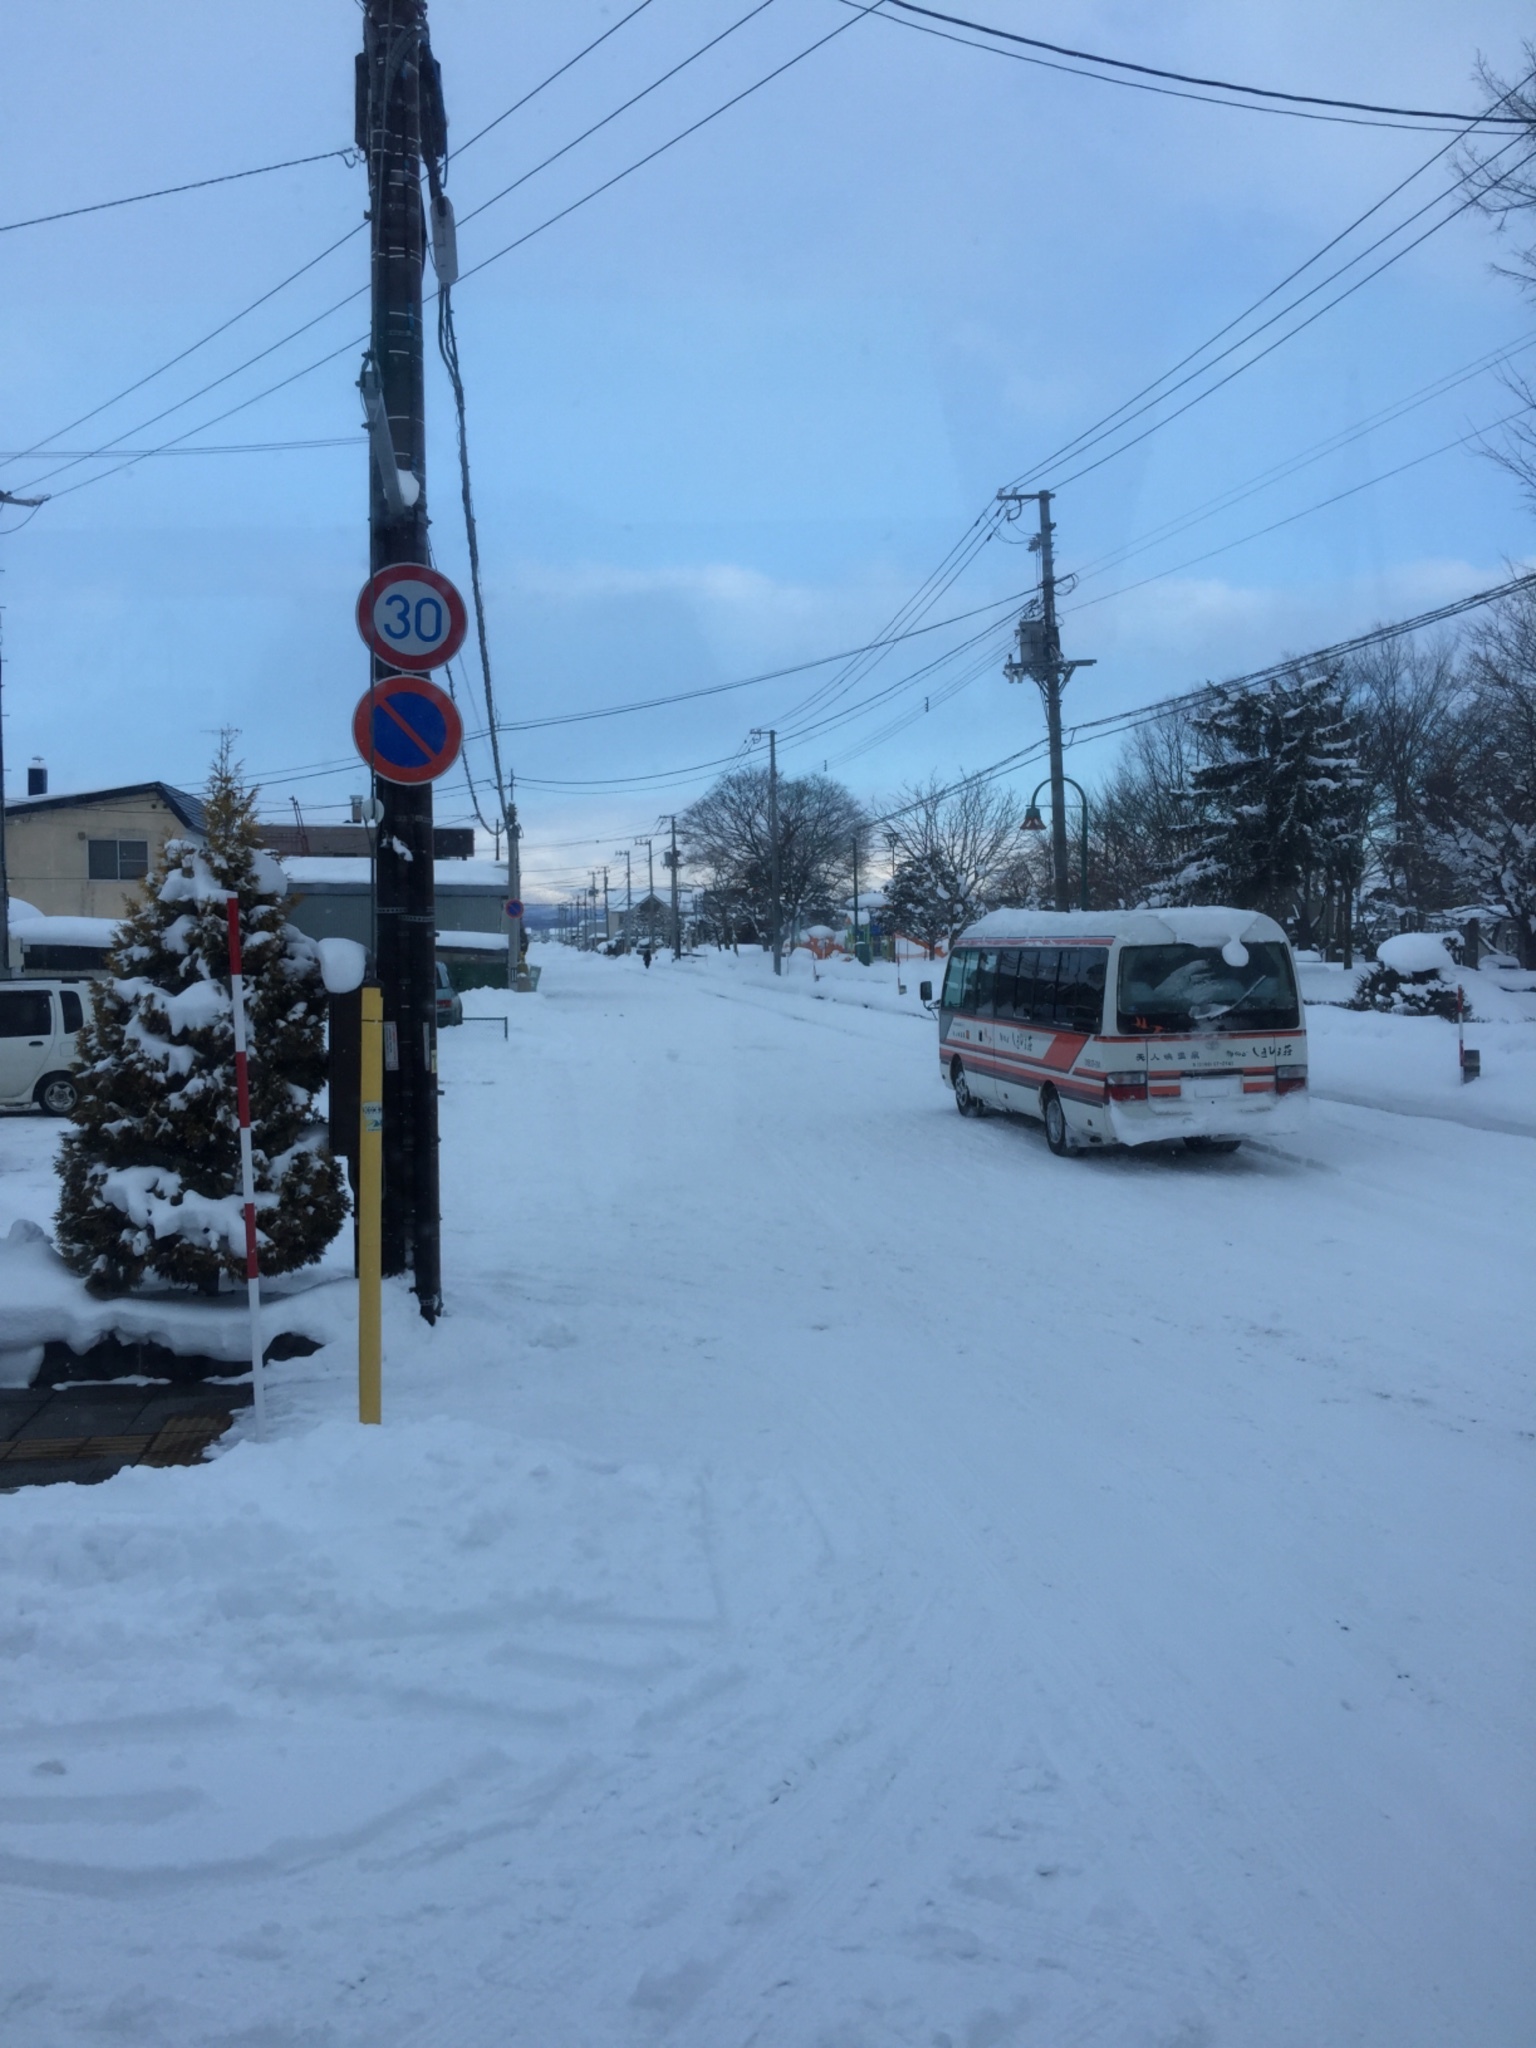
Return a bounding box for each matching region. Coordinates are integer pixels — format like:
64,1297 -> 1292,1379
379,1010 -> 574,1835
355,562 -> 467,671
352,674 -> 464,786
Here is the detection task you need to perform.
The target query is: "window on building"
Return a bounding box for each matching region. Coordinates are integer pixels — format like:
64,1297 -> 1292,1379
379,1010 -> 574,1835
87,838 -> 149,881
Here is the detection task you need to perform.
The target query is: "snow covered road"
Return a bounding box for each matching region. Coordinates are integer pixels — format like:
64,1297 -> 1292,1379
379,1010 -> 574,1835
1,949 -> 1532,2046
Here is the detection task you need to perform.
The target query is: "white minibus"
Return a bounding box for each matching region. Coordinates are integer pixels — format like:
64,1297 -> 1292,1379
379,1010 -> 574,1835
934,907 -> 1307,1155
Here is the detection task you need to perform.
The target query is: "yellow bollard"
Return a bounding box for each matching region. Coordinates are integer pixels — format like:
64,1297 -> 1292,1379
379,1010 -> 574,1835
358,984 -> 383,1423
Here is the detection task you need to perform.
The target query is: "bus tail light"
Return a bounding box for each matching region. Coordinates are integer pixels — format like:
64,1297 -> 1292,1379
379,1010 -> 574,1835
1104,1072 -> 1146,1102
1276,1063 -> 1308,1095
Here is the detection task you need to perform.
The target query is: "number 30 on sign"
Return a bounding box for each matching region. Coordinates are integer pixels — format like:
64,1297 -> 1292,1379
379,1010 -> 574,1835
355,562 -> 467,671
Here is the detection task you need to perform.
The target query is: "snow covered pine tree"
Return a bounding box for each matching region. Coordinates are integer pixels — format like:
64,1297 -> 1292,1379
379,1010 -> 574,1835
56,744 -> 348,1295
1180,668 -> 1366,948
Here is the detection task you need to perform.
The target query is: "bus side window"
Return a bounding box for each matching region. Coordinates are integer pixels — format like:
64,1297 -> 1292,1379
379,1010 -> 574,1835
1071,948 -> 1109,1032
991,948 -> 1019,1018
1032,948 -> 1062,1024
940,951 -> 968,1010
973,950 -> 997,1014
1054,948 -> 1084,1027
1014,948 -> 1039,1024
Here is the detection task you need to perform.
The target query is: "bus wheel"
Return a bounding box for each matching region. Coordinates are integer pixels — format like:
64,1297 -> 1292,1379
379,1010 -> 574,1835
951,1061 -> 985,1117
1185,1136 -> 1240,1154
1041,1086 -> 1075,1156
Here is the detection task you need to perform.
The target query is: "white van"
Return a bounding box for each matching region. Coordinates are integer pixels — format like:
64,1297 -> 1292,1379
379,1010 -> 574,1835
0,980 -> 87,1115
935,907 -> 1307,1155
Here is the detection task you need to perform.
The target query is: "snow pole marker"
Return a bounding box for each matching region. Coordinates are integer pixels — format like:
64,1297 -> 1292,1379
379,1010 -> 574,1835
358,984 -> 383,1423
223,894 -> 267,1442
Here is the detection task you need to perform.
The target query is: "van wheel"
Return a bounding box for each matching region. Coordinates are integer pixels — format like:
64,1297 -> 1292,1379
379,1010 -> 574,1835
1041,1086 -> 1075,1156
35,1072 -> 79,1117
1185,1136 -> 1240,1154
951,1061 -> 985,1117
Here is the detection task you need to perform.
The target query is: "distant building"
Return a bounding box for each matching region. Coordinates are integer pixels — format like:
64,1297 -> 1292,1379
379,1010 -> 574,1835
3,777 -> 206,921
278,857 -> 509,952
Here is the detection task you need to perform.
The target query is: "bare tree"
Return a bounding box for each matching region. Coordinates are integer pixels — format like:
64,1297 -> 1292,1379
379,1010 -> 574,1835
1345,638 -> 1468,931
1451,586 -> 1536,965
882,776 -> 1024,953
680,767 -> 866,945
1461,48 -> 1536,501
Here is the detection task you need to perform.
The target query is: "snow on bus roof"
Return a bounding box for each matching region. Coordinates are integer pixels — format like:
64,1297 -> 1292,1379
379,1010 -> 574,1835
956,906 -> 1290,949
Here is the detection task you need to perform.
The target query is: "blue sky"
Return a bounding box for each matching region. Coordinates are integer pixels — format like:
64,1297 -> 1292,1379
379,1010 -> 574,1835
1,0 -> 1532,899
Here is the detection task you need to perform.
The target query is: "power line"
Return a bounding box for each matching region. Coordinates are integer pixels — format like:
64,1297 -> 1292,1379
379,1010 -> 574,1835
9,3 -> 883,505
453,0 -> 781,229
2,0 -> 663,475
1067,332 -> 1536,586
869,2 -> 1525,128
0,436 -> 361,458
1045,142 -> 1536,495
451,0 -> 659,158
0,147 -> 356,235
1067,410 -> 1525,617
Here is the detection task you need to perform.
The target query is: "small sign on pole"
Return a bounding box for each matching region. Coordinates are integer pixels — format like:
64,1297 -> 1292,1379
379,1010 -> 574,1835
223,896 -> 267,1442
355,562 -> 467,670
352,674 -> 464,786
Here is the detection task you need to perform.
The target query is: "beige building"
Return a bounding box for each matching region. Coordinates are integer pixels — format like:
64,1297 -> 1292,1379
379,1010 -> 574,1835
3,782 -> 206,921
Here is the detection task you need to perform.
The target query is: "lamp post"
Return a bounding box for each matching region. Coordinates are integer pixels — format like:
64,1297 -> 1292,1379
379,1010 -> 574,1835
1022,777 -> 1090,911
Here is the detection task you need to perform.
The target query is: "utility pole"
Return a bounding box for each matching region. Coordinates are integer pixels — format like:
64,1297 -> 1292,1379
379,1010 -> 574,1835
751,728 -> 782,974
635,835 -> 655,949
505,770 -> 522,989
851,832 -> 860,961
999,488 -> 1094,914
360,0 -> 443,1317
0,490 -> 47,982
614,847 -> 632,947
659,816 -> 682,959
601,864 -> 610,948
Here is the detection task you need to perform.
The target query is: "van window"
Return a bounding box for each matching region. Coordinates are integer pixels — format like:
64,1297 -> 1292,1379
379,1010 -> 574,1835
59,989 -> 85,1034
1117,943 -> 1300,1034
973,950 -> 997,1013
991,948 -> 1019,1019
0,989 -> 52,1037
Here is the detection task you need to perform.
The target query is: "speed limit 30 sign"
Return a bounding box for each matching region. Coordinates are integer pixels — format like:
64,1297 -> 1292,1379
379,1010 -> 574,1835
356,562 -> 467,671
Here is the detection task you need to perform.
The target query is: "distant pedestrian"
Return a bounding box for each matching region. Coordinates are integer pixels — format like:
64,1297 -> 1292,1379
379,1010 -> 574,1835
641,947 -> 652,969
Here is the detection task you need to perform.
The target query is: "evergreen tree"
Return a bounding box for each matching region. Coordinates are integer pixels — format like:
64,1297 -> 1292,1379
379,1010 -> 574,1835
1177,668 -> 1367,944
56,741 -> 348,1295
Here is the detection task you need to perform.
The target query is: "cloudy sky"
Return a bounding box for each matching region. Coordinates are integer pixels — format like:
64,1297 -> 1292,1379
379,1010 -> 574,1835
1,0 -> 1532,899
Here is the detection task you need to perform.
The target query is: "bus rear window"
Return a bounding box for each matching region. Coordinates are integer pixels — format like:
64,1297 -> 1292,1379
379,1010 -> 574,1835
1117,943 -> 1300,1034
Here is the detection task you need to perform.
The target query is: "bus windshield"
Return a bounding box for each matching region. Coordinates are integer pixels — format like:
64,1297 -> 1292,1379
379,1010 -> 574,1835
1116,942 -> 1300,1035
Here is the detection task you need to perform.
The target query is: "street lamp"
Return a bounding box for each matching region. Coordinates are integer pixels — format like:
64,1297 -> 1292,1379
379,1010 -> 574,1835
1022,777 -> 1090,911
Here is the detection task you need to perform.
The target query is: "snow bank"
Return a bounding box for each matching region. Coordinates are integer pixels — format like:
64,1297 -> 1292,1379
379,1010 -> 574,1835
1377,931 -> 1455,977
0,1215 -> 352,1376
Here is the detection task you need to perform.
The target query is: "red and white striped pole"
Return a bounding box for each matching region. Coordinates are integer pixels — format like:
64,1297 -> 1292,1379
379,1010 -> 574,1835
224,895 -> 267,1440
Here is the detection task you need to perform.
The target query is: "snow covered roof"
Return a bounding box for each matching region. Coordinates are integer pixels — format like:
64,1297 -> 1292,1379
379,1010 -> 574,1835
13,914 -> 120,948
282,857 -> 507,890
437,928 -> 507,952
957,905 -> 1291,949
3,781 -> 206,832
